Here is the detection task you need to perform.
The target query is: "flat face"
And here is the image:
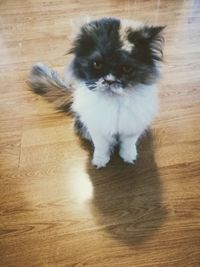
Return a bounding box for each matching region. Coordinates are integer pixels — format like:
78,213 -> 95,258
71,18 -> 163,92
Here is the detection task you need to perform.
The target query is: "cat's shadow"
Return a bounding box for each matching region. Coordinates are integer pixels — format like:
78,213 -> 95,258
79,131 -> 167,246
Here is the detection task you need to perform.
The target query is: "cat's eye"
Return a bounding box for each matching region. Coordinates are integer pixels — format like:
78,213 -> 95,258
93,61 -> 103,70
122,65 -> 132,74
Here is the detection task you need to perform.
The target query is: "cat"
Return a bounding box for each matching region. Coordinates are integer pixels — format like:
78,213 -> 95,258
28,17 -> 165,168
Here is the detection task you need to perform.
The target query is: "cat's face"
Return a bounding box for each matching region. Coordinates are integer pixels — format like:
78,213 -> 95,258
70,18 -> 164,95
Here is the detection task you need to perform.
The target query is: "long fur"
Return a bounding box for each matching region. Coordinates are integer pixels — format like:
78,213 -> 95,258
28,63 -> 72,112
28,17 -> 164,168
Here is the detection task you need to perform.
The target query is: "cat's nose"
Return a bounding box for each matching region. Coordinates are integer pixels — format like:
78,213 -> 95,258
103,74 -> 116,85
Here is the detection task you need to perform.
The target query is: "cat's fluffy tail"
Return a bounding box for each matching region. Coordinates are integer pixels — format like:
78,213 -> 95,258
27,63 -> 72,111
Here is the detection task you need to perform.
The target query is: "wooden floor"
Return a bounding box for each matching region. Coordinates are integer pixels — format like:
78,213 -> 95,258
0,0 -> 200,266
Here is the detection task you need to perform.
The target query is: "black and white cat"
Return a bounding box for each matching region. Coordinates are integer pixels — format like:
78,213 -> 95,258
28,17 -> 164,168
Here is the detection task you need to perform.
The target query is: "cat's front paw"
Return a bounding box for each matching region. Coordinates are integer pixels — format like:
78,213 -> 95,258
119,146 -> 137,164
92,155 -> 110,169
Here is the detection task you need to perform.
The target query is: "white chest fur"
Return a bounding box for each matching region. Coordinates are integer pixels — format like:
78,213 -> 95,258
72,83 -> 158,137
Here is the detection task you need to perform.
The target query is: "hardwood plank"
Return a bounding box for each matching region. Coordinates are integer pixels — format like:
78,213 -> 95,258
0,0 -> 200,266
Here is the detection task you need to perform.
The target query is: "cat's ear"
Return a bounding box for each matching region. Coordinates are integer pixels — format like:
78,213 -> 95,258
66,17 -> 92,55
67,17 -> 95,56
139,26 -> 165,41
67,16 -> 91,44
128,25 -> 165,61
128,25 -> 165,43
70,16 -> 92,37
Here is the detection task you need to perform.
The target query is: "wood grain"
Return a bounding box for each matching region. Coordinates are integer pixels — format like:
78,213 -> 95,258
0,0 -> 200,266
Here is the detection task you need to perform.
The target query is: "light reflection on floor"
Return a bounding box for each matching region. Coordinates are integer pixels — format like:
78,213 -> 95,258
69,172 -> 93,204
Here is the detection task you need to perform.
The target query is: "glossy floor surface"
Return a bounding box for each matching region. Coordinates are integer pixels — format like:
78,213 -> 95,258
0,0 -> 200,266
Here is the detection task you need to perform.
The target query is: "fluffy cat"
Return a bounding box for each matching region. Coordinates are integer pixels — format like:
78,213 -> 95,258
28,17 -> 164,168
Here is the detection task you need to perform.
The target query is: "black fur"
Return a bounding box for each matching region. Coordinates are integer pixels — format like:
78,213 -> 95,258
74,116 -> 91,140
69,18 -> 164,88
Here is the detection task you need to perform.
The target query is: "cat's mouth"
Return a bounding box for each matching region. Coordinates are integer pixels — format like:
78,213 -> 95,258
86,75 -> 125,95
102,83 -> 124,95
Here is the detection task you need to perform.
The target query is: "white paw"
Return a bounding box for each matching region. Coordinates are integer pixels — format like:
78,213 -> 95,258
92,155 -> 110,169
119,147 -> 137,164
